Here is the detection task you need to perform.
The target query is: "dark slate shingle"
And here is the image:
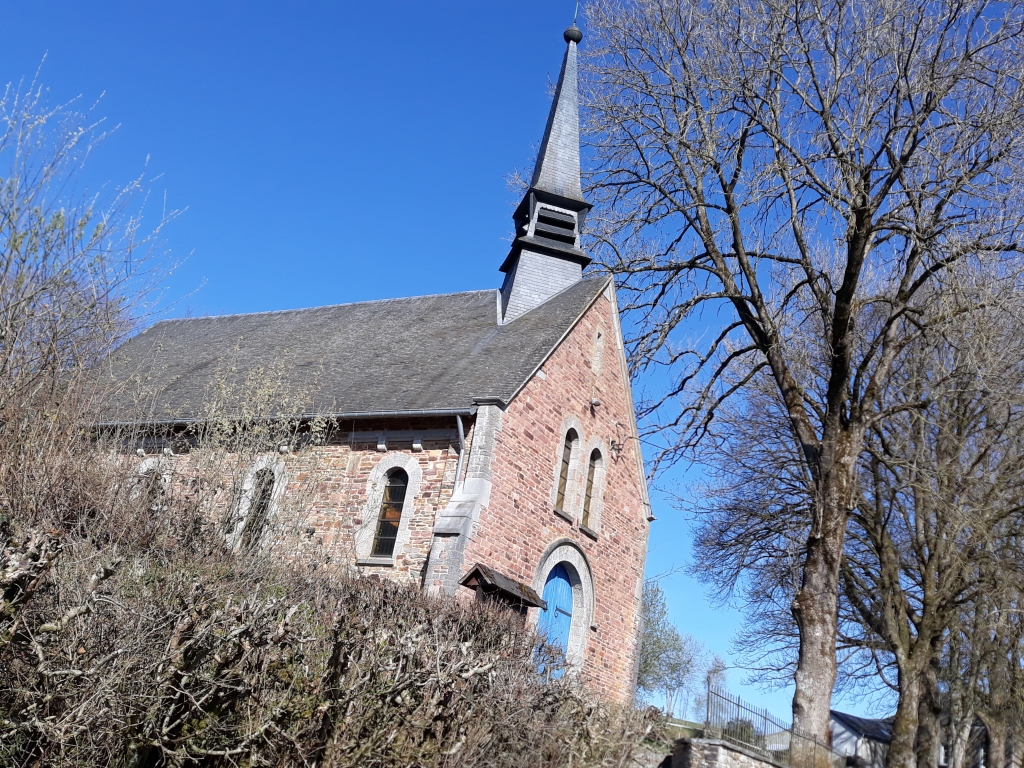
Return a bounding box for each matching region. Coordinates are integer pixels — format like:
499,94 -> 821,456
97,277 -> 609,424
830,710 -> 894,743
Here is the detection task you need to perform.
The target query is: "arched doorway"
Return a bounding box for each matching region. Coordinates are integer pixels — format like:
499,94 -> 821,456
533,541 -> 595,671
538,563 -> 574,675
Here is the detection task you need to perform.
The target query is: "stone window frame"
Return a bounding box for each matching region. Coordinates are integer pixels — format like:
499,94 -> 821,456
355,452 -> 422,565
226,455 -> 286,553
579,437 -> 608,537
532,539 -> 596,671
134,456 -> 173,511
550,414 -> 586,522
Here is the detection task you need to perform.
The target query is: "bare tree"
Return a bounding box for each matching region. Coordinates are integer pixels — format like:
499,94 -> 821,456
0,76 -> 170,421
584,0 -> 1024,739
837,297 -> 1024,768
685,288 -> 1024,768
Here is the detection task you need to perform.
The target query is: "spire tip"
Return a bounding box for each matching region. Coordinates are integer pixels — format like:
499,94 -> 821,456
564,25 -> 582,44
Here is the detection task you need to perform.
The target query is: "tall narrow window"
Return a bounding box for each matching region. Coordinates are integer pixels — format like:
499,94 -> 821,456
372,469 -> 408,557
582,449 -> 601,528
241,468 -> 275,551
555,430 -> 578,512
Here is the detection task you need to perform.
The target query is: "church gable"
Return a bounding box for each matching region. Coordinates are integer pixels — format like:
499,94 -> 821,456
459,283 -> 650,701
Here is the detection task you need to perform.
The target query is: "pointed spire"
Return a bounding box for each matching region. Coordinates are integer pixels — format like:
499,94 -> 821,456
530,25 -> 585,202
498,24 -> 592,323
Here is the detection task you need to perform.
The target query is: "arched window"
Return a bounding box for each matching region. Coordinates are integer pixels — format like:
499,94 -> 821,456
135,457 -> 169,513
240,468 -> 275,551
372,469 -> 408,557
582,449 -> 602,528
555,430 -> 578,512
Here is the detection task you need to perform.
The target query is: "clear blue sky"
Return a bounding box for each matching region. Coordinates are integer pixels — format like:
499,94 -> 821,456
0,1 -> 884,719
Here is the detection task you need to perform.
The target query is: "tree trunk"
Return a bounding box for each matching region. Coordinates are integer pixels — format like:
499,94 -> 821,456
791,443 -> 854,741
791,532 -> 842,740
984,717 -> 1008,768
916,649 -> 943,768
950,720 -> 974,768
887,668 -> 923,768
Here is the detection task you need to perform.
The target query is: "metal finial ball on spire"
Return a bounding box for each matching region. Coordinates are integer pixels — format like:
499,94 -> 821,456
564,24 -> 583,43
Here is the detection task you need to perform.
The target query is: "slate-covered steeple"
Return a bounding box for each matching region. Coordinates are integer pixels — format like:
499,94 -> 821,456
500,24 -> 593,323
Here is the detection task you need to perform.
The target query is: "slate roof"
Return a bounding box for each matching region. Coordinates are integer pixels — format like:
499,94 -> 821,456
830,710 -> 894,743
95,276 -> 610,425
530,29 -> 584,202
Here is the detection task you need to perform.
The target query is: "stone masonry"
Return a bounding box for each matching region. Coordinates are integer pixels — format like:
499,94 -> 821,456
671,740 -> 792,768
127,278 -> 651,702
104,23 -> 653,705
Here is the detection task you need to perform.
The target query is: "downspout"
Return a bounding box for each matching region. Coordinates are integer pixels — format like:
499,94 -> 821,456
454,414 -> 467,491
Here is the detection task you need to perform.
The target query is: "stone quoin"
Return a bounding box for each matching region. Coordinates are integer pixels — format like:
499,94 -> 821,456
95,23 -> 652,702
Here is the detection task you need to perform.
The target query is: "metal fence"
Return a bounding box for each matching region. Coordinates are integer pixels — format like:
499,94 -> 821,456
704,686 -> 845,768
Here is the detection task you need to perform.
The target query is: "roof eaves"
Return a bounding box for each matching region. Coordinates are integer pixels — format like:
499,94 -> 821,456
460,563 -> 547,609
94,406 -> 478,430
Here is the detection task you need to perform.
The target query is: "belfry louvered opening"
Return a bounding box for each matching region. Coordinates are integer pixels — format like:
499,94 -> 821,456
534,206 -> 578,245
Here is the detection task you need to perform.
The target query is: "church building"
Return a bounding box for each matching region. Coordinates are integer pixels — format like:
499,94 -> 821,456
98,25 -> 652,702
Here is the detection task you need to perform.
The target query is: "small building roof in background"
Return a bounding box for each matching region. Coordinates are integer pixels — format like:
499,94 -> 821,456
830,710 -> 895,743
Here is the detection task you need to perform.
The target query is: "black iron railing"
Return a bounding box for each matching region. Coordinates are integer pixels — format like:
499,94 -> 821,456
704,686 -> 844,768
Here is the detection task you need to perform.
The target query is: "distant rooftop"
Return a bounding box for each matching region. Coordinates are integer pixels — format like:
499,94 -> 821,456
831,710 -> 894,743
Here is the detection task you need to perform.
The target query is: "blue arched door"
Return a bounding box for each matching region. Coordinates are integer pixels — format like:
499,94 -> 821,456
537,564 -> 574,673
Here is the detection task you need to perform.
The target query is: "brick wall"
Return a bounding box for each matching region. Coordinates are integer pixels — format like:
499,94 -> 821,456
460,284 -> 651,701
119,284 -> 651,702
129,418 -> 463,587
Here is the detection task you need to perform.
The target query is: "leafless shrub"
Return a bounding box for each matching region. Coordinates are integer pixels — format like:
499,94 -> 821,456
0,434 -> 657,768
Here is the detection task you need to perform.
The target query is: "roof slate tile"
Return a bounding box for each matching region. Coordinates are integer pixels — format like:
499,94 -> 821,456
96,277 -> 609,424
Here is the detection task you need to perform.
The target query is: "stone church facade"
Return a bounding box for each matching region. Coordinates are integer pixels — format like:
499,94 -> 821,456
98,25 -> 652,702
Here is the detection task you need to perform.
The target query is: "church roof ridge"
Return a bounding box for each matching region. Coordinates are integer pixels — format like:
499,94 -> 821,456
148,288 -> 499,328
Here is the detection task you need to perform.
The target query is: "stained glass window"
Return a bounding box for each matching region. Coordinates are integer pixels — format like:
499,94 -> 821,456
372,469 -> 408,557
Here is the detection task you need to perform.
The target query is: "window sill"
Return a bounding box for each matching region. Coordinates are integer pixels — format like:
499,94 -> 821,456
579,524 -> 598,541
355,557 -> 394,567
553,507 -> 574,524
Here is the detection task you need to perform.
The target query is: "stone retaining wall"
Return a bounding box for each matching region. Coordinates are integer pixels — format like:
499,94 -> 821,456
671,738 -> 787,768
